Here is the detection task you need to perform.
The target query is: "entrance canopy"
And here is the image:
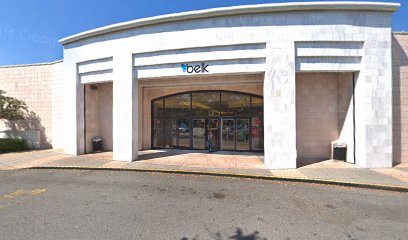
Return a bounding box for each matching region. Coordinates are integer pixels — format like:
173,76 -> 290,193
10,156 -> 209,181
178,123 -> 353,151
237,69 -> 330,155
152,91 -> 264,152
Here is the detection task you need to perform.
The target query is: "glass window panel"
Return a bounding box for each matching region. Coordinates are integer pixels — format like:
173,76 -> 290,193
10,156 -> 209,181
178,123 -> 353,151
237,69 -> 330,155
221,92 -> 250,117
192,92 -> 220,117
252,97 -> 263,117
153,118 -> 164,147
153,99 -> 164,118
165,94 -> 191,118
251,117 -> 264,150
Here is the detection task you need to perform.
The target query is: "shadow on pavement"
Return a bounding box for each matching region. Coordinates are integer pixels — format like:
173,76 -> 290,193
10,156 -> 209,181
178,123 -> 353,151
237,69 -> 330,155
181,227 -> 267,240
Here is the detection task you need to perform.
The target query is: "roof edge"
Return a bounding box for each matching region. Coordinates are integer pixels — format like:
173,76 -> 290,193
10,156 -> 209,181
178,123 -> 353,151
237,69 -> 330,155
0,60 -> 63,69
393,32 -> 408,35
59,1 -> 400,45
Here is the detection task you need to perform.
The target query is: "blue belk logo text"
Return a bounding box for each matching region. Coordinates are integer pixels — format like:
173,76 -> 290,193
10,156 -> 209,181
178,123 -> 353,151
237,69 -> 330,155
181,63 -> 209,73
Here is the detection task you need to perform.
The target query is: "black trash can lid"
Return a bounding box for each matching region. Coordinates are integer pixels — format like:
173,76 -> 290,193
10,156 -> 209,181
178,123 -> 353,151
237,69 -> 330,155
334,142 -> 347,148
92,138 -> 103,142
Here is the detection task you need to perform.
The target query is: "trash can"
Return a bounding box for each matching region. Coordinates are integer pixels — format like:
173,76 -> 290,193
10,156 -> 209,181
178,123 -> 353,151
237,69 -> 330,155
333,143 -> 347,161
92,138 -> 103,152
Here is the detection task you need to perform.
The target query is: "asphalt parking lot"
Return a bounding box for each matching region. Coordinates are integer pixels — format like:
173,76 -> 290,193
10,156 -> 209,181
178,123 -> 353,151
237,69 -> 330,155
0,169 -> 407,240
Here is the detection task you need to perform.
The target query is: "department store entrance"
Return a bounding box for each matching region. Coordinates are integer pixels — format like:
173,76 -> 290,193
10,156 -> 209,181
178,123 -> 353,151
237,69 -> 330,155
191,117 -> 251,152
152,91 -> 264,152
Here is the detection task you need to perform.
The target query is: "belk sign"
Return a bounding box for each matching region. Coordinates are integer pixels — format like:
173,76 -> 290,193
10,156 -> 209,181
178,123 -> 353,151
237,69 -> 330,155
181,63 -> 209,73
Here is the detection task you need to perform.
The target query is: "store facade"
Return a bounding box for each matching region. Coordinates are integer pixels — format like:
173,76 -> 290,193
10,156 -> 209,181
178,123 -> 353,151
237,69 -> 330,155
2,2 -> 404,169
56,1 -> 402,169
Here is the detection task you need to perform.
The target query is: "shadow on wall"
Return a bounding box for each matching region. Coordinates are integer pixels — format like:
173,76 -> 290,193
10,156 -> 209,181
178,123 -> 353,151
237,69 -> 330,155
5,111 -> 51,149
181,228 -> 267,240
393,35 -> 408,166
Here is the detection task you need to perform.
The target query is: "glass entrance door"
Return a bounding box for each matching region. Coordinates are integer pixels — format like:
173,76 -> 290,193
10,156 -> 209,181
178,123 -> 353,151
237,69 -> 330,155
165,119 -> 177,148
193,119 -> 206,149
177,119 -> 190,148
236,119 -> 250,151
221,119 -> 235,150
152,91 -> 263,152
208,118 -> 219,152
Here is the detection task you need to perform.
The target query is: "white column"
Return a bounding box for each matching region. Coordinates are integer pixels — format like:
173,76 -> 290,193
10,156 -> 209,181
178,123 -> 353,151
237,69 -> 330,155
263,41 -> 297,169
355,29 -> 393,168
63,59 -> 84,155
112,53 -> 138,162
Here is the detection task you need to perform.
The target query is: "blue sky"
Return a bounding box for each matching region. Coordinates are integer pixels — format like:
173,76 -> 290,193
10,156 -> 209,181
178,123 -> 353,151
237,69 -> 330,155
0,0 -> 406,65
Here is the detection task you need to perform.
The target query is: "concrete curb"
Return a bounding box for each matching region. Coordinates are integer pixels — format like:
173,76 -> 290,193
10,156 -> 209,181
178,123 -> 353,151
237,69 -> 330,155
28,166 -> 408,193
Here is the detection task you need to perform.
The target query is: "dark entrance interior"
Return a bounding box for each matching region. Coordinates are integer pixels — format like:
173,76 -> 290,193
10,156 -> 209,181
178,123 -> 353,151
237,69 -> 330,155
152,91 -> 263,152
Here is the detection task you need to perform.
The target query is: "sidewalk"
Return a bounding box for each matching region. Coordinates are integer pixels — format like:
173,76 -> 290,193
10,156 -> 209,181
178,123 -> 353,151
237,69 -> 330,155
1,149 -> 408,190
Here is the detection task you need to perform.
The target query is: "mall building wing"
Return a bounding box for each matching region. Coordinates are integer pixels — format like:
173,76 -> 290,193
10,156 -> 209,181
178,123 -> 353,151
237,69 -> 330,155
1,1 -> 407,169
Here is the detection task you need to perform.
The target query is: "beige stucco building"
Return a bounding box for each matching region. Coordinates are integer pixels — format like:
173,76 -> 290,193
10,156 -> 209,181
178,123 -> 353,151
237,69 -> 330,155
1,2 -> 407,169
